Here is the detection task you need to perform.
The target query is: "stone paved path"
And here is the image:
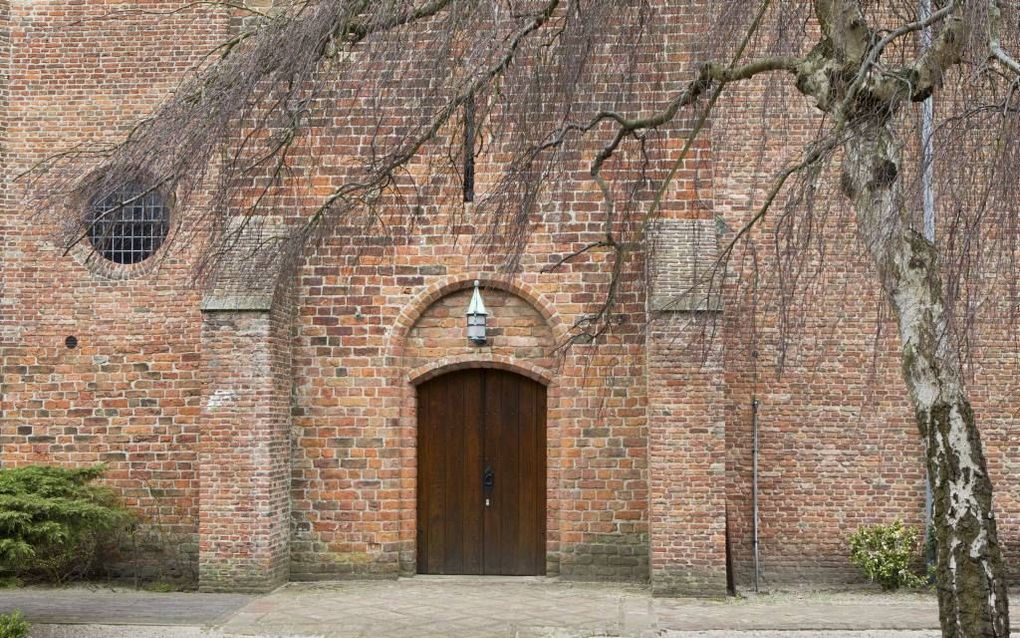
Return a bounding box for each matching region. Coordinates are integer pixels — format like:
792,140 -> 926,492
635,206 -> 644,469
664,633 -> 938,638
28,628 -> 944,638
0,578 -> 990,638
0,586 -> 250,626
216,578 -> 942,637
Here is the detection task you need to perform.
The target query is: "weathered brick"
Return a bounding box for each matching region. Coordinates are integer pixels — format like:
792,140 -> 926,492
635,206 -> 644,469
1,0 -> 1017,598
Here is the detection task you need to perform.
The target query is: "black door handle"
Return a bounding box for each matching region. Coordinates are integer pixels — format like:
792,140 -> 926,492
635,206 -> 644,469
483,467 -> 495,491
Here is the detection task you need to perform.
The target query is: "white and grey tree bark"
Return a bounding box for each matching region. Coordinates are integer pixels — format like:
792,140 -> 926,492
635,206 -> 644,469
792,3 -> 1011,633
844,119 -> 1009,638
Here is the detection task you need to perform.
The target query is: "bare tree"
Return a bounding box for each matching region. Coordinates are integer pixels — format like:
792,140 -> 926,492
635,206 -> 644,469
24,0 -> 1020,635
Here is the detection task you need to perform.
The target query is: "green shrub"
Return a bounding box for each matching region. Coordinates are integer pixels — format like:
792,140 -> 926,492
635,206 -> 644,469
848,520 -> 925,590
144,580 -> 178,593
0,611 -> 29,638
0,464 -> 132,583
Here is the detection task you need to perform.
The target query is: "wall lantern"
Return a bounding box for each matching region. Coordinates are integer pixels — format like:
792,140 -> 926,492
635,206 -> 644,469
466,280 -> 489,345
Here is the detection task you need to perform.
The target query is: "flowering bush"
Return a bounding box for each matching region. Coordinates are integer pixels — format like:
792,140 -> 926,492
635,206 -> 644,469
0,611 -> 28,638
848,520 -> 925,590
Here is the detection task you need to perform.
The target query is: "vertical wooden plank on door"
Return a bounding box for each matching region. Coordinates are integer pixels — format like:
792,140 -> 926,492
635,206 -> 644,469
536,387 -> 547,574
418,374 -> 443,573
443,371 -> 464,573
416,376 -> 430,574
418,370 -> 486,575
509,370 -> 524,574
499,370 -> 522,575
461,370 -> 485,574
512,375 -> 531,576
516,376 -> 546,575
482,369 -> 502,575
443,370 -> 485,574
427,373 -> 448,573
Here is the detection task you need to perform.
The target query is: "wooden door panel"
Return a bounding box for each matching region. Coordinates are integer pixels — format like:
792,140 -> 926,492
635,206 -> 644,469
417,368 -> 545,576
516,376 -> 546,575
482,370 -> 516,575
417,370 -> 484,574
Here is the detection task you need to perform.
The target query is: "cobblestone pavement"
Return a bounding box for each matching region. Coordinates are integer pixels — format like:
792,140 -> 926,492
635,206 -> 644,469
28,628 -> 944,638
0,578 -> 987,638
662,633 -> 938,638
0,586 -> 249,626
217,578 -> 942,637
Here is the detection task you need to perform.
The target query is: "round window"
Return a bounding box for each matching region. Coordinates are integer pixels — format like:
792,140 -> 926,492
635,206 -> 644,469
87,184 -> 170,265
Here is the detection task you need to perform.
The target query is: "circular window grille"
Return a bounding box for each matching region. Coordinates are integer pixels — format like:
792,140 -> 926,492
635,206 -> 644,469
87,184 -> 170,265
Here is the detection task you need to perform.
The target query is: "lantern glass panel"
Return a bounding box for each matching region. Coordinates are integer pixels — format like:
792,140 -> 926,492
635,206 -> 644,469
468,315 -> 486,343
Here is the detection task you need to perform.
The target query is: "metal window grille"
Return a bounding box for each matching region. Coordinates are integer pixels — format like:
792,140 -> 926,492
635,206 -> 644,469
88,185 -> 170,265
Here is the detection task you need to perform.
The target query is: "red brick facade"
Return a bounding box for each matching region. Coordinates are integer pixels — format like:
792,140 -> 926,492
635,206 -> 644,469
0,1 -> 1016,595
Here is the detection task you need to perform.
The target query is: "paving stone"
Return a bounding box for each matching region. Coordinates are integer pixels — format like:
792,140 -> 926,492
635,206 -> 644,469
3,579 -> 1005,638
214,580 -> 944,638
659,633 -> 940,638
30,626 -> 224,638
0,587 -> 250,626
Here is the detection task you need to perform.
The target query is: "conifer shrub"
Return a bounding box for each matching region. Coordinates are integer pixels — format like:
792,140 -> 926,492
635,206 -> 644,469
0,465 -> 132,583
848,520 -> 925,590
0,611 -> 28,638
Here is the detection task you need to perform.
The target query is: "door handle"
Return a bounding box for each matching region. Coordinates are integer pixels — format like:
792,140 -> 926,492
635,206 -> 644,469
483,467 -> 495,508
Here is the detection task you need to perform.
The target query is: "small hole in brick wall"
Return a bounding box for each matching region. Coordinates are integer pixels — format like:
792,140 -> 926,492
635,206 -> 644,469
65,336 -> 78,349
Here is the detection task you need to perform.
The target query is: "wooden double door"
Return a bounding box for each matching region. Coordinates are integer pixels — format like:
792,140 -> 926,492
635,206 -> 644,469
416,368 -> 546,575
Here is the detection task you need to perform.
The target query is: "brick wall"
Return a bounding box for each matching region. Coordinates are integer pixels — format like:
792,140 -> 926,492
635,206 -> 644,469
713,77 -> 930,586
712,57 -> 1020,587
646,216 -> 728,595
283,2 -> 673,584
1,0 -> 1017,596
647,313 -> 728,595
288,243 -> 651,583
0,0 -> 228,582
0,0 -> 11,450
198,296 -> 292,592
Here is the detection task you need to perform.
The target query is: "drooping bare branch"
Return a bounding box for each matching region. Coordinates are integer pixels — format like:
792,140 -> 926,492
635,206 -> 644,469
988,0 -> 1020,75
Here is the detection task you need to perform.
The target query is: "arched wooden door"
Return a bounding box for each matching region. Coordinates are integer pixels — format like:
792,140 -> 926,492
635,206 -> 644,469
416,368 -> 547,575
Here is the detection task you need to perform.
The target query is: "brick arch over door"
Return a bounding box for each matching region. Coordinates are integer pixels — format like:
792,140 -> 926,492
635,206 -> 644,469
387,277 -> 569,353
408,355 -> 554,387
389,277 -> 565,575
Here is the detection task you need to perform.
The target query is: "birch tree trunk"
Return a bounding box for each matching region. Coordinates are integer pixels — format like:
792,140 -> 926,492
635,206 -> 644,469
843,120 -> 1010,638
